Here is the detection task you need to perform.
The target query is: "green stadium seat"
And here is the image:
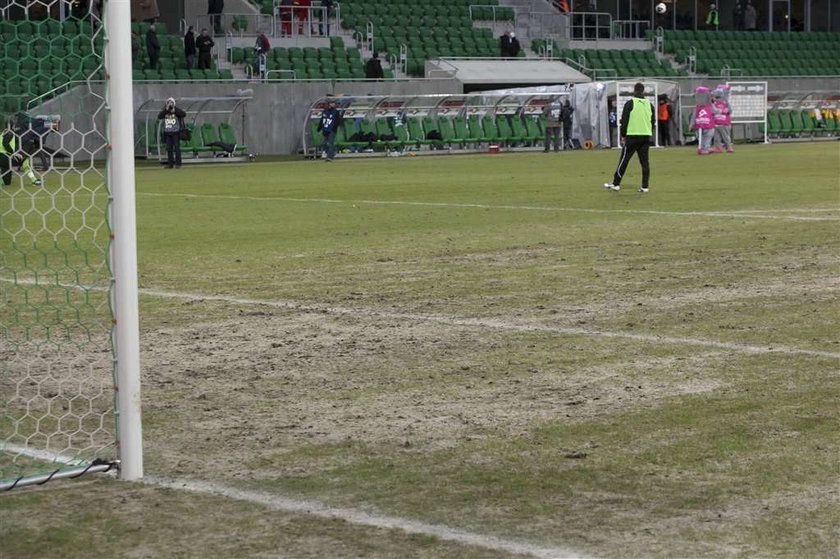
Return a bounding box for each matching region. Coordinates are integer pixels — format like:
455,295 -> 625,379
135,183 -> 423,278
439,117 -> 463,144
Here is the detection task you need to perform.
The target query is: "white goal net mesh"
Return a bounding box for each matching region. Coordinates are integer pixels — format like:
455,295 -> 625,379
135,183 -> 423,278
0,1 -> 117,488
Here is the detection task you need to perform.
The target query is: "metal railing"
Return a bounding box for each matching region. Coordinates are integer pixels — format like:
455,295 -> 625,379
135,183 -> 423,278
193,13 -> 274,37
274,4 -> 330,38
468,5 -> 515,22
612,19 -> 650,40
518,9 -> 570,44
264,69 -> 297,81
654,26 -> 665,54
569,11 -> 613,40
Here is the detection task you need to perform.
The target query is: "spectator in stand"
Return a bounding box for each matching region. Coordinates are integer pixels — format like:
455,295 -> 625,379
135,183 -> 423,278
196,28 -> 214,70
543,97 -> 563,152
365,52 -> 384,79
295,0 -> 311,36
254,32 -> 271,78
184,26 -> 197,70
744,0 -> 758,31
208,0 -> 224,35
320,0 -> 333,36
657,94 -> 672,146
279,0 -> 294,36
705,3 -> 720,29
561,99 -> 574,149
733,1 -> 745,30
145,24 -> 160,70
499,30 -> 520,58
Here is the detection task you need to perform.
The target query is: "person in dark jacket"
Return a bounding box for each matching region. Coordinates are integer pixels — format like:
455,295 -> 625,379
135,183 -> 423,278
146,24 -> 160,70
184,26 -> 197,69
157,97 -> 187,169
196,28 -> 214,70
365,51 -> 384,79
317,99 -> 342,162
208,0 -> 224,34
604,82 -> 656,193
560,99 -> 574,149
499,30 -> 520,58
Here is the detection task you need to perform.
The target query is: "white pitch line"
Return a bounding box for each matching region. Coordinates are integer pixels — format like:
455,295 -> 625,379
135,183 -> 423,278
137,287 -> 840,360
2,443 -> 584,558
1,443 -> 86,467
138,192 -> 839,222
2,277 -> 837,359
144,476 -> 587,559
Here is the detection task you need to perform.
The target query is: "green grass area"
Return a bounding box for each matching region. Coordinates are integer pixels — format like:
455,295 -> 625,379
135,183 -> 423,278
2,143 -> 839,558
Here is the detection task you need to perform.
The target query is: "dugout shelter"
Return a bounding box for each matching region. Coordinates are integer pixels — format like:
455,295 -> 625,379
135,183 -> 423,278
135,94 -> 253,162
303,92 -> 574,157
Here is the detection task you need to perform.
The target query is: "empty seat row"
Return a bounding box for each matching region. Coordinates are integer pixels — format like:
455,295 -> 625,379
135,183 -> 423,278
766,109 -> 840,137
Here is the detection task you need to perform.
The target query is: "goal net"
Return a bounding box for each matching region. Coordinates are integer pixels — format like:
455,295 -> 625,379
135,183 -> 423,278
1,0 -> 140,490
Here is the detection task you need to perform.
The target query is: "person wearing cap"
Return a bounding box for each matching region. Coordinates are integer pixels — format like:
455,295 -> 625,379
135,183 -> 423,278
604,82 -> 655,193
158,97 -> 187,168
317,99 -> 342,162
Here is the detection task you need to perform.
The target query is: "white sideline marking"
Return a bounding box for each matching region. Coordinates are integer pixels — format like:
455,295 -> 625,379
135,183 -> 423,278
1,277 -> 837,359
138,287 -> 839,359
2,444 -> 584,558
1,443 -> 85,466
139,192 -> 839,222
144,476 -> 587,559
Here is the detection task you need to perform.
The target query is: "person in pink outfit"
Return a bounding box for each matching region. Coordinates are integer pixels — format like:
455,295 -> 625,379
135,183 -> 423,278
688,86 -> 715,154
711,85 -> 734,153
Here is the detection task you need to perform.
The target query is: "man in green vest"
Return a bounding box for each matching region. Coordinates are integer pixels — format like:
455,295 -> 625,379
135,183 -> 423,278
604,82 -> 656,193
706,3 -> 720,29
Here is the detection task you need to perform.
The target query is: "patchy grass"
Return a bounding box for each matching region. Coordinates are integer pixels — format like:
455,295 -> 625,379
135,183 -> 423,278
2,143 -> 838,558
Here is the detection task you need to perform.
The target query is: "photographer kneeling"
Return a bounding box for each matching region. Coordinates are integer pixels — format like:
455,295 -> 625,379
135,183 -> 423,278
158,97 -> 187,169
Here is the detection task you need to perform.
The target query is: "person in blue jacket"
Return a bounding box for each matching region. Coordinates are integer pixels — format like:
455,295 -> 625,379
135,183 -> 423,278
317,99 -> 342,162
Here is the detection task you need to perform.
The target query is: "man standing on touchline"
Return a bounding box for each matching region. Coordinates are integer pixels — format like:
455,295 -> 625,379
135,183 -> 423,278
604,82 -> 655,193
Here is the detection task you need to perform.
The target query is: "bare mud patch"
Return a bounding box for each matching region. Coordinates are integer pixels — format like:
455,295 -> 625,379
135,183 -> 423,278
140,309 -> 730,481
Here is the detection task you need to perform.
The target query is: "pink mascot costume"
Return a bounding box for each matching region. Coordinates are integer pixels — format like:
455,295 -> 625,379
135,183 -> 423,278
711,84 -> 734,153
689,86 -> 715,155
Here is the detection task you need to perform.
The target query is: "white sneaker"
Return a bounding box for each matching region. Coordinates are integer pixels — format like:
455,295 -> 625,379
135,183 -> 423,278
638,187 -> 649,193
604,183 -> 620,191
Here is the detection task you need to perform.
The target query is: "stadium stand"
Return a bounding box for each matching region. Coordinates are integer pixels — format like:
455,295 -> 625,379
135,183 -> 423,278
531,39 -> 688,78
130,21 -> 235,81
659,30 -> 840,77
0,18 -> 104,117
339,0 -> 516,77
236,37 -> 376,80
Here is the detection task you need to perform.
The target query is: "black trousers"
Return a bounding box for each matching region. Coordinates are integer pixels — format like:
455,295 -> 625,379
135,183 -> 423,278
659,121 -> 671,146
164,133 -> 182,166
0,154 -> 11,186
198,52 -> 212,69
612,137 -> 650,188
